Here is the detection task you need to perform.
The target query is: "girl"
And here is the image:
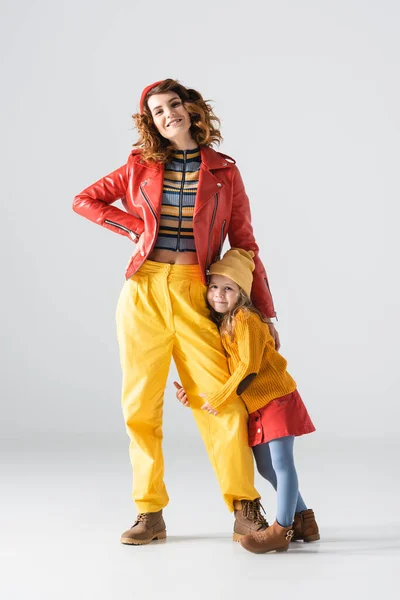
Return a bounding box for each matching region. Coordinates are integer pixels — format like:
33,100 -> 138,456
175,248 -> 319,553
73,79 -> 275,544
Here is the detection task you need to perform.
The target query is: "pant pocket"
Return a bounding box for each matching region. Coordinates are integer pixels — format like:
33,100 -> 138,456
116,273 -> 149,323
188,280 -> 208,315
132,272 -> 149,309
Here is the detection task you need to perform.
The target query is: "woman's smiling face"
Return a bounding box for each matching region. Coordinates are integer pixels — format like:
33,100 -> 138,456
207,274 -> 240,313
147,92 -> 191,141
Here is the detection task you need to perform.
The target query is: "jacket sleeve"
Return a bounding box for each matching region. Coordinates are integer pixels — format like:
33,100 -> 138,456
72,160 -> 145,241
228,166 -> 276,318
206,314 -> 267,411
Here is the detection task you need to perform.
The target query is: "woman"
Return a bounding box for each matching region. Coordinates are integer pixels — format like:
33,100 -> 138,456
72,79 -> 278,545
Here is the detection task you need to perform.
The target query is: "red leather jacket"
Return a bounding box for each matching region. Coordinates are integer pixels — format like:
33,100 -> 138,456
73,145 -> 276,318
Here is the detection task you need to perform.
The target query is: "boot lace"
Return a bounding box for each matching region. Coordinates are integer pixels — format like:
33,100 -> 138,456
136,513 -> 151,523
242,499 -> 269,528
131,513 -> 151,528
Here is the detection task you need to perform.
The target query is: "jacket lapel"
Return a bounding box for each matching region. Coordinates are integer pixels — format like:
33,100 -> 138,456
137,160 -> 164,219
194,167 -> 222,217
194,146 -> 231,217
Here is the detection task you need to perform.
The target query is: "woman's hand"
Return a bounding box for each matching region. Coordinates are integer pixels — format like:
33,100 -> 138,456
129,231 -> 145,257
173,381 -> 190,407
126,233 -> 146,270
267,323 -> 281,351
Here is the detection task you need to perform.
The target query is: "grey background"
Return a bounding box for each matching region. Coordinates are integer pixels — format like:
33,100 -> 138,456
2,0 -> 398,440
1,1 -> 399,598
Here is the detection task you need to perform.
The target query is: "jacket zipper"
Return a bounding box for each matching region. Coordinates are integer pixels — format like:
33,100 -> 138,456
216,220 -> 226,261
139,185 -> 157,223
205,193 -> 219,281
139,184 -> 159,255
176,150 -> 187,251
104,219 -> 138,241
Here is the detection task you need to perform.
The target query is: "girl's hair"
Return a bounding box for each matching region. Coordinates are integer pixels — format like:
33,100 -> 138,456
132,79 -> 222,163
208,288 -> 271,339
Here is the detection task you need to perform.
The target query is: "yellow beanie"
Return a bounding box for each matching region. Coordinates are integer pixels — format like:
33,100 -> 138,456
209,248 -> 255,297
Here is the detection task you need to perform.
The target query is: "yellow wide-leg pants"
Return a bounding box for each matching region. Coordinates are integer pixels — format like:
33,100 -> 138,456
116,260 -> 259,513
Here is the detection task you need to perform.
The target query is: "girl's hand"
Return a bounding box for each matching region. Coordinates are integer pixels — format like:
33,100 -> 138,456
267,323 -> 281,351
173,381 -> 190,407
200,395 -> 219,416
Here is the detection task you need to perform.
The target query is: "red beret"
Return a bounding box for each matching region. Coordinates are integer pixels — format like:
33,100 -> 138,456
139,80 -> 165,114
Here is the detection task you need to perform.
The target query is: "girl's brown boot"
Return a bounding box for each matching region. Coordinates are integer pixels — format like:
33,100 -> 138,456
240,520 -> 294,554
292,509 -> 320,542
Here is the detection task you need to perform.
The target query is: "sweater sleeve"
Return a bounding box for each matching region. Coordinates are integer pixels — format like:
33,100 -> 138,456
206,313 -> 267,411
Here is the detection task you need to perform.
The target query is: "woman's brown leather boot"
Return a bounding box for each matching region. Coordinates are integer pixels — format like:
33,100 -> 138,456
292,509 -> 320,542
232,499 -> 269,541
120,510 -> 166,545
240,521 -> 294,554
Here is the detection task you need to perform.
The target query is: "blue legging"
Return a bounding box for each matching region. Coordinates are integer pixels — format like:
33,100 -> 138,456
252,436 -> 308,527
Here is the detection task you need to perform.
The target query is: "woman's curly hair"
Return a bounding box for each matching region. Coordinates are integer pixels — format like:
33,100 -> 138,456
132,79 -> 222,163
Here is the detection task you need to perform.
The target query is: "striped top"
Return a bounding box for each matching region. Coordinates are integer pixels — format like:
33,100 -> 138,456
153,147 -> 201,252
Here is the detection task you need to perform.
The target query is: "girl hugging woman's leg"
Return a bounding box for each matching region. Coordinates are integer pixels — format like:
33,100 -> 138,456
176,248 -> 320,553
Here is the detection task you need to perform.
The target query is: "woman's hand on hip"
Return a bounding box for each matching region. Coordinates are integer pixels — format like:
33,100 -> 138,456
174,381 -> 190,407
267,323 -> 281,351
129,232 -> 145,257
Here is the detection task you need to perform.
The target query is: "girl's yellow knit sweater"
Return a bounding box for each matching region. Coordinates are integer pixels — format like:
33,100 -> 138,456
206,309 -> 297,412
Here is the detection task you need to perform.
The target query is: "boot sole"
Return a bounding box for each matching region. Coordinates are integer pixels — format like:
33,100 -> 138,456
240,539 -> 289,554
120,530 -> 167,545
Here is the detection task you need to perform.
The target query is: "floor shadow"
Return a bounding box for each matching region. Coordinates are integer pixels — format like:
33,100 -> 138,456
164,534 -> 400,555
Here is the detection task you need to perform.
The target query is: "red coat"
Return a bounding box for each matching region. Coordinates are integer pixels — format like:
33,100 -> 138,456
73,145 -> 276,318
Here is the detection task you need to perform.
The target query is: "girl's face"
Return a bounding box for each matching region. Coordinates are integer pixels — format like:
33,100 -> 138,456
207,275 -> 240,313
147,92 -> 191,142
